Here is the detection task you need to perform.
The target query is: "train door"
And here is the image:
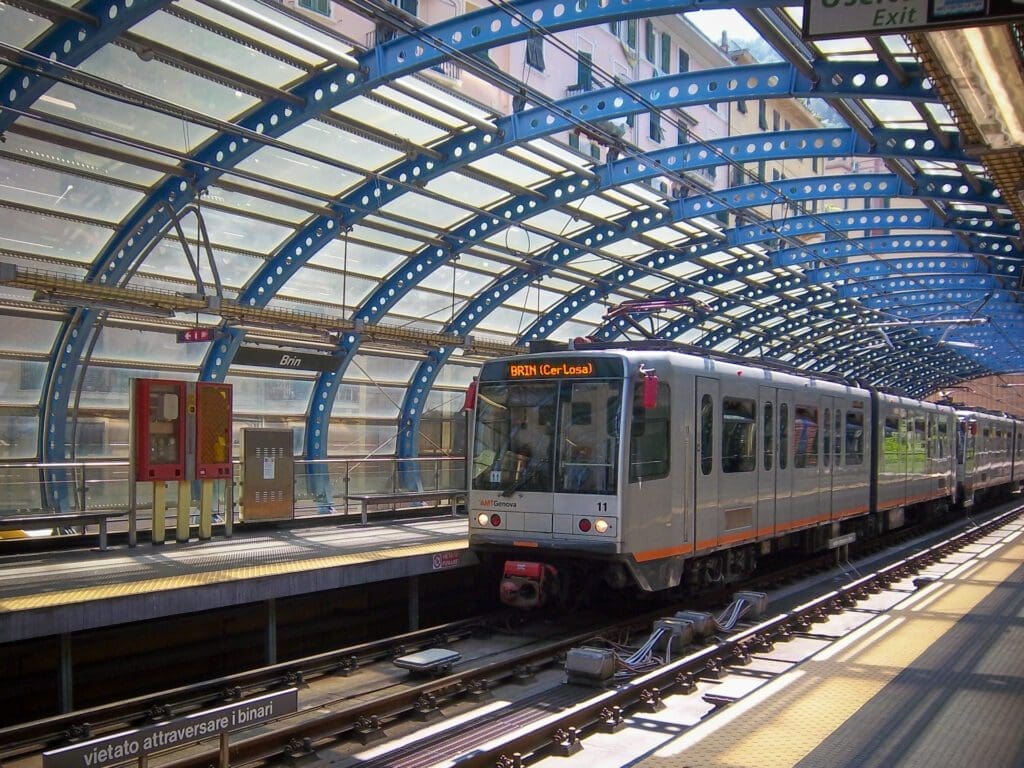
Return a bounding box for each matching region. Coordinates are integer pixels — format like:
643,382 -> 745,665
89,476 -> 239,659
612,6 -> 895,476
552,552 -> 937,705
757,387 -> 778,538
775,390 -> 795,534
821,396 -> 836,521
694,376 -> 719,551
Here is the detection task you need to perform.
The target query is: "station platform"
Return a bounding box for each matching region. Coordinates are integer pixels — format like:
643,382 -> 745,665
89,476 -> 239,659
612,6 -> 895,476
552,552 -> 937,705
0,516 -> 472,644
536,514 -> 1024,768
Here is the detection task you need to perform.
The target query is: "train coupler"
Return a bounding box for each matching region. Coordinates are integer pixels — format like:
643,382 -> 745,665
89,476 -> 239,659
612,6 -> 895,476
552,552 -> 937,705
499,560 -> 558,609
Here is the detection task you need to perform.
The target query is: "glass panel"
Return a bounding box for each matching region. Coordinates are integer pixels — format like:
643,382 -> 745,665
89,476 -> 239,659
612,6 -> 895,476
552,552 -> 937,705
722,396 -> 756,473
0,413 -> 40,459
846,409 -> 864,465
34,84 -> 216,152
628,381 -> 669,483
279,121 -> 402,173
0,361 -> 49,405
132,13 -> 306,88
700,394 -> 713,475
471,380 -> 558,494
779,403 -> 788,470
0,317 -> 60,353
236,146 -> 362,197
556,380 -> 622,493
0,207 -> 111,261
794,404 -> 819,469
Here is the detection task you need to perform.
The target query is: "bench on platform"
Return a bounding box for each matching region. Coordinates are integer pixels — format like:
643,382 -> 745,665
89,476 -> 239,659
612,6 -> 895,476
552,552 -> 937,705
343,489 -> 465,524
0,510 -> 126,550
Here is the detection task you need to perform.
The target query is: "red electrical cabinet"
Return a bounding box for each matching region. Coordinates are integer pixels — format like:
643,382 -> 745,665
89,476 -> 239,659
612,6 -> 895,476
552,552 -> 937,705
134,379 -> 187,481
195,382 -> 233,479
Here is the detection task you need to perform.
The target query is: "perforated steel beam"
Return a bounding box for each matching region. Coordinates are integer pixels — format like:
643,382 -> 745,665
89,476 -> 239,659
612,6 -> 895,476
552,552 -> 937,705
0,0 -> 169,135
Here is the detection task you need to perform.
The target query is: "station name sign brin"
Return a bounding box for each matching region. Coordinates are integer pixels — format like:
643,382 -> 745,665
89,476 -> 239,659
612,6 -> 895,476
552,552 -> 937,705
43,690 -> 298,768
803,0 -> 1024,40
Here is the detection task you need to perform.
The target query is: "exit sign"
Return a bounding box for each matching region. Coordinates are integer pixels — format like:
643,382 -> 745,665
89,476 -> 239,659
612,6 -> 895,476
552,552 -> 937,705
177,328 -> 216,343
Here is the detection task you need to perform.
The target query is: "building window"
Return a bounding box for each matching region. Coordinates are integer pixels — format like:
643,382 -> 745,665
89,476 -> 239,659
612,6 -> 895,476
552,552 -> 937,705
677,123 -> 687,145
573,51 -> 593,91
526,34 -> 545,71
678,48 -> 689,73
772,110 -> 780,131
737,99 -> 747,114
649,111 -> 662,142
299,0 -> 331,16
758,100 -> 767,130
644,21 -> 656,64
660,32 -> 671,73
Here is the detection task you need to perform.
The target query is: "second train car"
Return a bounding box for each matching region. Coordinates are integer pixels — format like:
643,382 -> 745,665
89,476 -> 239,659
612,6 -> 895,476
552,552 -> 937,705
467,342 -> 995,609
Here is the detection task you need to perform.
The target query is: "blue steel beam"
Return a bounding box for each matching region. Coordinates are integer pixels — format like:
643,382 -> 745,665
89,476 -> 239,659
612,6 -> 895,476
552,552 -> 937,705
772,234 -> 1017,267
0,0 -> 170,134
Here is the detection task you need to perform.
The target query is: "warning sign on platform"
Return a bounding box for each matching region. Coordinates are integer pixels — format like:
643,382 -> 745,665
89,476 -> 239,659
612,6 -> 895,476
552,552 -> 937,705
432,551 -> 461,570
43,689 -> 298,768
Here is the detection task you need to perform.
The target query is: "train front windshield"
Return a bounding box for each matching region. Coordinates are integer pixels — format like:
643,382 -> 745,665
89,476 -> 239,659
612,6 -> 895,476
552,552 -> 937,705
472,378 -> 622,496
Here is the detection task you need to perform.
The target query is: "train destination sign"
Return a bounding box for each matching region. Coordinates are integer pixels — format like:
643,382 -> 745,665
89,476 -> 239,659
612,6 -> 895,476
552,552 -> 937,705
803,0 -> 1024,40
480,356 -> 623,382
43,689 -> 298,768
509,360 -> 595,379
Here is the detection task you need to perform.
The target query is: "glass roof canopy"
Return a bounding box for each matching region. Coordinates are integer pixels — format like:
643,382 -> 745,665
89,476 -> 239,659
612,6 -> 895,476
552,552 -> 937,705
0,0 -> 1022,472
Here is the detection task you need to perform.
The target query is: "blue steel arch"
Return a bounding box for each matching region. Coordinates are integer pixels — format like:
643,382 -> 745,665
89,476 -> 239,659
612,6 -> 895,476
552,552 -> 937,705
532,207 -> 1019,346
395,177 -> 1019,468
520,174 -> 1005,341
0,0 -> 170,135
630,231 -> 1024,346
285,57 -> 957,474
41,0 -> 801,481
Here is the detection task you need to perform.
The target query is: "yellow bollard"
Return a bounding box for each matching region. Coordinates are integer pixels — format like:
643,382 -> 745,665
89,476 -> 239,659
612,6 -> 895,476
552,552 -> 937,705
199,480 -> 213,540
152,481 -> 167,545
177,480 -> 191,543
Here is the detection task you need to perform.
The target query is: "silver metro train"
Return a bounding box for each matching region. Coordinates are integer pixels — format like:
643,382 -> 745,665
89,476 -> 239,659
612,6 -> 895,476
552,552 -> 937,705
467,342 -> 1023,608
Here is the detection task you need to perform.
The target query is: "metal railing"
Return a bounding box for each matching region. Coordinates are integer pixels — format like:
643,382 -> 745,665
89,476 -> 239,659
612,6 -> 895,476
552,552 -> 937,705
0,454 -> 467,525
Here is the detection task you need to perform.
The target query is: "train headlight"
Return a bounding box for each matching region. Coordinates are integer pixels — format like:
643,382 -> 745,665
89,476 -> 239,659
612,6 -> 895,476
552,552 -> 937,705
594,518 -> 609,533
578,519 -> 592,532
476,513 -> 489,526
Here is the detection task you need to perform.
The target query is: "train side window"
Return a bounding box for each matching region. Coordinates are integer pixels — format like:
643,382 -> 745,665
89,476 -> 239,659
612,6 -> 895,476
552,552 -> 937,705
846,409 -> 864,465
700,394 -> 713,475
722,396 -> 756,473
629,381 -> 670,482
823,408 -> 831,468
763,401 -> 774,471
794,404 -> 818,469
779,403 -> 788,470
937,419 -> 948,459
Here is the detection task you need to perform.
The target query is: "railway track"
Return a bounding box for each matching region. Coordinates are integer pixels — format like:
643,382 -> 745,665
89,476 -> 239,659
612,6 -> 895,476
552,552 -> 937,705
5,503 -> 1018,768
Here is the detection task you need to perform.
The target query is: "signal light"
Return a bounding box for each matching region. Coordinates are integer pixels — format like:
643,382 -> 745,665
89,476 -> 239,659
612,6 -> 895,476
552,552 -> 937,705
578,518 -> 591,532
490,514 -> 501,527
595,518 -> 609,533
477,513 -> 489,526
